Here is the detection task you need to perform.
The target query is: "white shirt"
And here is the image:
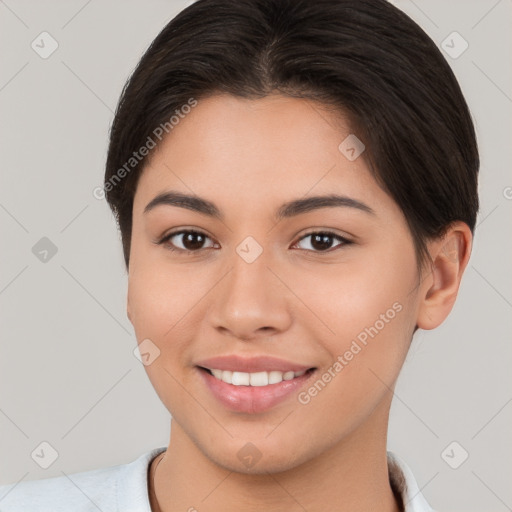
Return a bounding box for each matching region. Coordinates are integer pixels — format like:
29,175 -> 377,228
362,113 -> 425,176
0,448 -> 435,511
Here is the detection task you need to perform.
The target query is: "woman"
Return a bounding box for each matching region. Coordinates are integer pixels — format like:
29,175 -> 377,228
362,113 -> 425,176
0,0 -> 478,510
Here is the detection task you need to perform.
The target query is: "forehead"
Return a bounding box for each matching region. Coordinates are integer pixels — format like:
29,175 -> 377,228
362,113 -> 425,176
133,93 -> 392,218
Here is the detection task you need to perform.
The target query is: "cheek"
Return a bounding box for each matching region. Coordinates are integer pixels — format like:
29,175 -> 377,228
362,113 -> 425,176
127,254 -> 217,363
128,229 -> 192,332
294,279 -> 415,441
300,250 -> 416,341
128,270 -> 171,338
127,264 -> 199,412
301,245 -> 418,393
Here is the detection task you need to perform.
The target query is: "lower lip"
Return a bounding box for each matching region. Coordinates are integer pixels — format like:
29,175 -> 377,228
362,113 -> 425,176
198,367 -> 316,414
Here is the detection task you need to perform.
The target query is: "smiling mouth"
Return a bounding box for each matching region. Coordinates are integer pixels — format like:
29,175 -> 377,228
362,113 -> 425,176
198,367 -> 316,386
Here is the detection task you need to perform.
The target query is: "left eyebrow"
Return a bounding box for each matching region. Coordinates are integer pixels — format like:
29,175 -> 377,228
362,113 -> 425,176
275,194 -> 375,220
143,190 -> 375,220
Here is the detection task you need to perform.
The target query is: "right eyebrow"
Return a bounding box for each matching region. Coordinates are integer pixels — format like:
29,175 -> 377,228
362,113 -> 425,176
144,191 -> 223,220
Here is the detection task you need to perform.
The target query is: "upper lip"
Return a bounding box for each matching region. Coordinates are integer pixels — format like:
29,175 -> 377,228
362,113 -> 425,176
195,355 -> 314,373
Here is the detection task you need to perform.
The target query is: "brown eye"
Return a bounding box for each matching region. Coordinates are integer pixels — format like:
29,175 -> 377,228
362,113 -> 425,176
159,230 -> 216,252
157,229 -> 351,255
295,231 -> 351,252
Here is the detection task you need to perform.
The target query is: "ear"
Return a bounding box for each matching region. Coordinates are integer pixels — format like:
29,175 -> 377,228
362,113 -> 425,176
416,222 -> 473,330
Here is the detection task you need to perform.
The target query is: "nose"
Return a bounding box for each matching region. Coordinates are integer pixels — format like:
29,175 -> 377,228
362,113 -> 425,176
208,242 -> 293,341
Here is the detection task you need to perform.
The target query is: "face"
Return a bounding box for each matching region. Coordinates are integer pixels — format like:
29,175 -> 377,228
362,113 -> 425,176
127,93 -> 424,473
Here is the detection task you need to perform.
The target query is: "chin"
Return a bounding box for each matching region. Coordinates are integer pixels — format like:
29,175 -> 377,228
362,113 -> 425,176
217,452 -> 309,476
199,435 -> 317,476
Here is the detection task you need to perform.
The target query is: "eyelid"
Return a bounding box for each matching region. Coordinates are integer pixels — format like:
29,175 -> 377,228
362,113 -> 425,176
157,228 -> 353,253
295,228 -> 353,243
156,228 -> 217,252
291,229 -> 352,251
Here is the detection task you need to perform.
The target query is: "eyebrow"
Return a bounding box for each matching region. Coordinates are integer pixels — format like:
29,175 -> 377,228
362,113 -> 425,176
143,190 -> 375,220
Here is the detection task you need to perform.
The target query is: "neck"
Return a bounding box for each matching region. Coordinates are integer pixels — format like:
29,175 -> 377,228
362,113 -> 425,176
149,403 -> 401,512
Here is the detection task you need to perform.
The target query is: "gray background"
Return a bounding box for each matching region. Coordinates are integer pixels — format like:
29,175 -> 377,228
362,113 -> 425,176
0,1 -> 511,510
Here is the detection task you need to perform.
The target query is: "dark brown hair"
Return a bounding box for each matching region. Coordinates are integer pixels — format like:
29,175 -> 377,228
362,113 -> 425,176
104,0 -> 479,270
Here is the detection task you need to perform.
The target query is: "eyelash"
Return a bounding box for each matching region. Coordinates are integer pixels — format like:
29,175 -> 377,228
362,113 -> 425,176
156,229 -> 353,255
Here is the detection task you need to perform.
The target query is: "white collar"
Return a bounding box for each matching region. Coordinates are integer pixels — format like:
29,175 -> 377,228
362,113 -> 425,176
388,451 -> 435,512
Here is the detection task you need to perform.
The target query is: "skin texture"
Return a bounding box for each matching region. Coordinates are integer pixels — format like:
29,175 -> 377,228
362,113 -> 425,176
126,93 -> 472,512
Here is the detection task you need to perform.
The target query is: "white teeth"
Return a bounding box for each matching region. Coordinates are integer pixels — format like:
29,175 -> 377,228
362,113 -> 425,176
211,369 -> 223,380
249,371 -> 268,387
221,370 -> 232,384
268,371 -> 283,384
231,371 -> 250,386
208,368 -> 308,386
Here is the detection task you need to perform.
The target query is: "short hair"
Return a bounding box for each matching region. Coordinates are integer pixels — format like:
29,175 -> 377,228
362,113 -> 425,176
104,0 -> 479,271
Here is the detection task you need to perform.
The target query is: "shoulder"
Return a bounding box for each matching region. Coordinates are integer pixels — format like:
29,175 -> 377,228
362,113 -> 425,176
0,466 -> 118,512
0,447 -> 166,512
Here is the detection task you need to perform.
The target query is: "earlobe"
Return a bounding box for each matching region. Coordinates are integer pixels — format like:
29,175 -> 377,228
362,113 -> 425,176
416,222 -> 472,330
